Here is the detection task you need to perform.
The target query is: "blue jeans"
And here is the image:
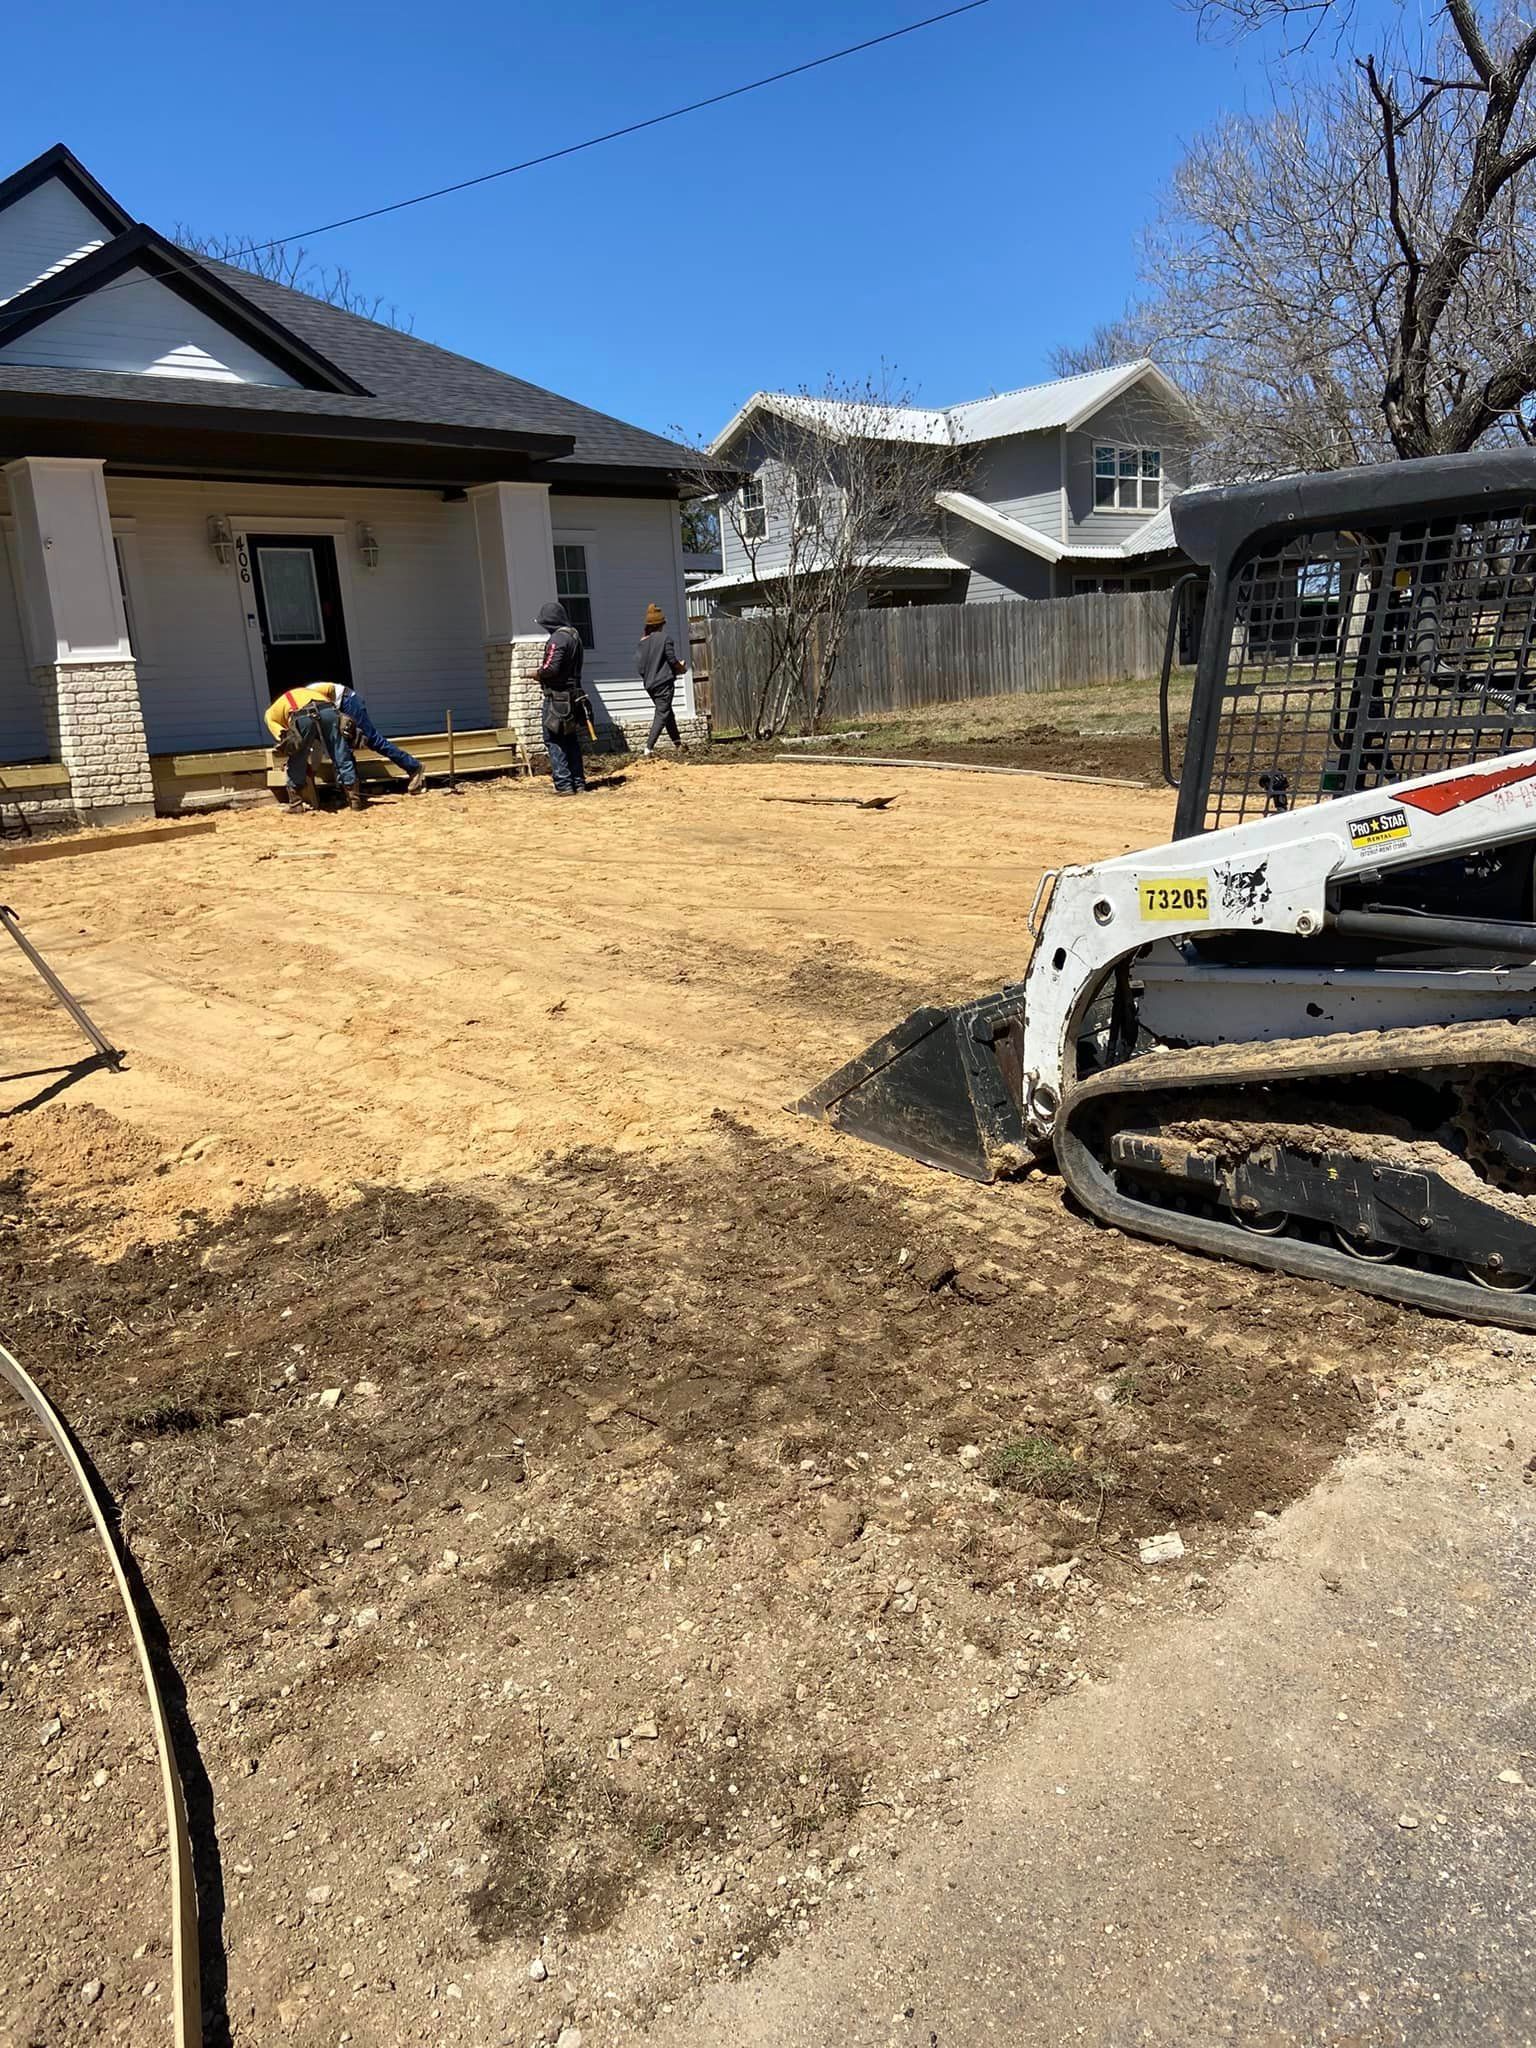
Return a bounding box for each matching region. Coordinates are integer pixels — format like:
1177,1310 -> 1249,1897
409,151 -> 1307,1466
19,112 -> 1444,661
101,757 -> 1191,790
545,726 -> 585,794
339,689 -> 422,777
288,704 -> 357,792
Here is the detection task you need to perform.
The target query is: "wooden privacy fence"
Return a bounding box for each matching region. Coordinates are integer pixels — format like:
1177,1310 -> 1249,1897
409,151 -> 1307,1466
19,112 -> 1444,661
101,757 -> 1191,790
706,589 -> 1174,733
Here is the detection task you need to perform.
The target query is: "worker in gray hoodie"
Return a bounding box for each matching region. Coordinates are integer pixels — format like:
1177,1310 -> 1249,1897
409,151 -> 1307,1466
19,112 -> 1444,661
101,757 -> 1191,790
635,603 -> 687,755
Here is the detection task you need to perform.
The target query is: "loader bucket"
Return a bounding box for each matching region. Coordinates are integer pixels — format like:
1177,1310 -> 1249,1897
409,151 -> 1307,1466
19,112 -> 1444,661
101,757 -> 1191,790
792,985 -> 1032,1183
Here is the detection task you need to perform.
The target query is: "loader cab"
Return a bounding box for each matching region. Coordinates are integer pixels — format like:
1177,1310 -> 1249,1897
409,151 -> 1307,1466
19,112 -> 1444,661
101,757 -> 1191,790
1166,451 -> 1536,845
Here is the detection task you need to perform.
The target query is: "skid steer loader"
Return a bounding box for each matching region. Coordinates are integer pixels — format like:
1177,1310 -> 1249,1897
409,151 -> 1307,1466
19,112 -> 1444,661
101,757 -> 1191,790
795,447 -> 1536,1331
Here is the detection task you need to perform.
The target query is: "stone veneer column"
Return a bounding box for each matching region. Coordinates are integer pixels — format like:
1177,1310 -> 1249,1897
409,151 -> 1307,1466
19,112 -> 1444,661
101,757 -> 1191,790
4,457 -> 155,825
485,634 -> 549,770
39,659 -> 156,823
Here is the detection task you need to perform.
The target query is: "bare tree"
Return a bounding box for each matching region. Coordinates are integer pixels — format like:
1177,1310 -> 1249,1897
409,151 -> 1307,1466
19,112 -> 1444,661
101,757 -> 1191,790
1186,0 -> 1352,42
680,498 -> 720,557
1058,2 -> 1536,476
1049,314 -> 1161,380
172,225 -> 415,333
684,373 -> 968,735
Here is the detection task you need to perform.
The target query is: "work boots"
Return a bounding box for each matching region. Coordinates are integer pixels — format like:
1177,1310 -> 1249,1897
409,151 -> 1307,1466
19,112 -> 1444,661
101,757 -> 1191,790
345,782 -> 368,812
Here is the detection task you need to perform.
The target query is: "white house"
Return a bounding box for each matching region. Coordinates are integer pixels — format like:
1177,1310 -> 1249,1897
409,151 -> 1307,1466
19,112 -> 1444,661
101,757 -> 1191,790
694,362 -> 1200,612
0,145 -> 705,823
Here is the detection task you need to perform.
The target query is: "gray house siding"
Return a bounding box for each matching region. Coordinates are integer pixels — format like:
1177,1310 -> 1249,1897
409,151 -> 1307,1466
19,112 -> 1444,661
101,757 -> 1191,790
718,425 -> 795,581
942,517 -> 1055,603
711,373 -> 1195,608
1064,388 -> 1191,547
966,435 -> 1062,543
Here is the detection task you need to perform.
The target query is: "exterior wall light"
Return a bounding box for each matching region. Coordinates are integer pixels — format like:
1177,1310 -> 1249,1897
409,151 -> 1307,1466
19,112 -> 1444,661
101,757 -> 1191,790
207,515 -> 235,567
357,522 -> 381,570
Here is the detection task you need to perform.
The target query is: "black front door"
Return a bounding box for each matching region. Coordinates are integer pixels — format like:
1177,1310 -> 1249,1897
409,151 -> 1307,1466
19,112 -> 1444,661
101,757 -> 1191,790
248,535 -> 353,695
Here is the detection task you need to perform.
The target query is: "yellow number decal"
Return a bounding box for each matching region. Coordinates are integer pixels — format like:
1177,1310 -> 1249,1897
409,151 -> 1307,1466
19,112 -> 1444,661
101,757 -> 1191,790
1137,877 -> 1211,922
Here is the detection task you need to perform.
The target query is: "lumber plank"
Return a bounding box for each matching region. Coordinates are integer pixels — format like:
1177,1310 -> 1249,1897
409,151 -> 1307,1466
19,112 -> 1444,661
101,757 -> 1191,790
2,819 -> 219,865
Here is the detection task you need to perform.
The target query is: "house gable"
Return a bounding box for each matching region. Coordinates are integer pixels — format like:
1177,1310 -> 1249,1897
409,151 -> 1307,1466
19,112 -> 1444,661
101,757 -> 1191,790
0,228 -> 365,393
0,146 -> 132,308
1063,383 -> 1194,547
0,263 -> 305,385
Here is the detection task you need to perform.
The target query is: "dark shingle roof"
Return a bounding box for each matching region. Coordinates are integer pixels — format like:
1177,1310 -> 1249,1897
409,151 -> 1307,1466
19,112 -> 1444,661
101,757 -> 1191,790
0,231 -> 694,476
204,263 -> 695,470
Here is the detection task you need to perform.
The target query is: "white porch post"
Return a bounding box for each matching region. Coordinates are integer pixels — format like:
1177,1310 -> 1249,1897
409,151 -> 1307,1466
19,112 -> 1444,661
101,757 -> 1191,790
469,482 -> 558,766
4,457 -> 155,825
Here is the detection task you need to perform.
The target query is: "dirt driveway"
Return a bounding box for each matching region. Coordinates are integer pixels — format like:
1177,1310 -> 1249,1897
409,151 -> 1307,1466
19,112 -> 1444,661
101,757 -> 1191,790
0,761 -> 1488,2045
0,757 -> 1175,1211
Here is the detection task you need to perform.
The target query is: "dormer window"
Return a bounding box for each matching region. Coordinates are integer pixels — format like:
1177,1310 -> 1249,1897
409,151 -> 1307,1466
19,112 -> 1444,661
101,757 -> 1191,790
1094,444 -> 1161,512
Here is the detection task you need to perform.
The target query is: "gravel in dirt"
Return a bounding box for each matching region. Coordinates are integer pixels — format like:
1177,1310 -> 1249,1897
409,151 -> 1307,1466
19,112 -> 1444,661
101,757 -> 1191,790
0,765 -> 1461,2044
0,1111 -> 1446,2044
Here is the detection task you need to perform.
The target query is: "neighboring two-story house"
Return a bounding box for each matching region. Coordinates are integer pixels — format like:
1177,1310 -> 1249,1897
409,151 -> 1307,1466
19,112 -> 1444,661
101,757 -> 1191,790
692,361 -> 1199,612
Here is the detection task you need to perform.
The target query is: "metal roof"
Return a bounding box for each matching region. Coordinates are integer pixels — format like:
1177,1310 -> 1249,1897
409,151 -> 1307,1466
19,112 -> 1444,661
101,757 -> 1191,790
936,490 -> 1185,564
709,363 -> 1197,456
688,546 -> 966,597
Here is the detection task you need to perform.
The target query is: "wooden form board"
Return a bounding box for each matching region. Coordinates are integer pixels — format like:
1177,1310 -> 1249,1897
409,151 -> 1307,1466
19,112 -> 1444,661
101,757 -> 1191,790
1,819 -> 218,865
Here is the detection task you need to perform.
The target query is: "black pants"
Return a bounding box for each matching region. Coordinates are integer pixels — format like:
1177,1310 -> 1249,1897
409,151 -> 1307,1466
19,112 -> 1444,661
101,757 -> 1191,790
645,680 -> 682,750
544,723 -> 585,793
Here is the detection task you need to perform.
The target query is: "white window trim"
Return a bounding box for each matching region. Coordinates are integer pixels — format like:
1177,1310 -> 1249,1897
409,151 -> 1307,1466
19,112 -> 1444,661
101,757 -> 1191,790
739,475 -> 767,542
225,512 -> 363,730
1091,443 -> 1163,515
110,520 -> 144,659
552,532 -> 600,654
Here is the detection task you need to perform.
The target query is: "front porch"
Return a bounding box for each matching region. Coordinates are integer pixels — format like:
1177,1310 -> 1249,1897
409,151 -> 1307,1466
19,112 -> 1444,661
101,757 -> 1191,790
0,455 -> 703,826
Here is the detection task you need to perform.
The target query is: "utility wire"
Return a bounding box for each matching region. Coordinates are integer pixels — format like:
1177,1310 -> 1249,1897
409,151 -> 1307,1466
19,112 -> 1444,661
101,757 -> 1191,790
0,2 -> 991,331
265,0 -> 991,250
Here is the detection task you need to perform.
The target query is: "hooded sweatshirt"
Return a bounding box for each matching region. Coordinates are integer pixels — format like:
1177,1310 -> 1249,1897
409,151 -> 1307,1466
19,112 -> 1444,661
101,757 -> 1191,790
537,601 -> 584,692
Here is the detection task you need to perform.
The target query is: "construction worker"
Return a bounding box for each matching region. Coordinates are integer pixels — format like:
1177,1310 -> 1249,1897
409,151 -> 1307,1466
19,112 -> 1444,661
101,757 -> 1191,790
635,602 -> 687,755
337,686 -> 427,794
536,600 -> 591,795
263,684 -> 366,813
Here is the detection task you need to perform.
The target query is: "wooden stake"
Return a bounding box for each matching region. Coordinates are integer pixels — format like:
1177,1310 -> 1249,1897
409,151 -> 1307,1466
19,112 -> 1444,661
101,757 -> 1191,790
446,708 -> 456,788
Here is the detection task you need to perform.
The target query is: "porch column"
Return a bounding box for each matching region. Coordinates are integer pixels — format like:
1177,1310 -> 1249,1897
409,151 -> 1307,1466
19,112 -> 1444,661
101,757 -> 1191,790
3,457 -> 155,825
469,482 -> 557,765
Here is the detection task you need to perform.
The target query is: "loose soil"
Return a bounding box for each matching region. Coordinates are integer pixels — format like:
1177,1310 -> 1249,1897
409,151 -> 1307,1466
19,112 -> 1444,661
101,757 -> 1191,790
0,762 -> 1469,2044
715,729 -> 1172,782
710,673 -> 1185,784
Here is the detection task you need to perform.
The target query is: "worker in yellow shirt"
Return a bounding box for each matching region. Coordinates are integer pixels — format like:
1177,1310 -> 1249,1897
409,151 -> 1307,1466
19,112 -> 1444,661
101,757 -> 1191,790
264,684 -> 366,813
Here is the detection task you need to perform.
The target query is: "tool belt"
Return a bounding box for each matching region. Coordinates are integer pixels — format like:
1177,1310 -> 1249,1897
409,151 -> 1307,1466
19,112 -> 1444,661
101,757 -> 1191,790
542,687 -> 583,737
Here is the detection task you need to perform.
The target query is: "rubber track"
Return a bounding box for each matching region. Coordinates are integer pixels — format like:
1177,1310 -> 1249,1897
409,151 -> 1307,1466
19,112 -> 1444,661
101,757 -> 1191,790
1056,1018 -> 1536,1332
0,1339 -> 201,2043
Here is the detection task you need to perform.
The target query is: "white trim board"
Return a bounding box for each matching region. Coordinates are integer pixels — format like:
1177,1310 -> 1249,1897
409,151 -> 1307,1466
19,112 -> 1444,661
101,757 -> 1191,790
226,513 -> 363,728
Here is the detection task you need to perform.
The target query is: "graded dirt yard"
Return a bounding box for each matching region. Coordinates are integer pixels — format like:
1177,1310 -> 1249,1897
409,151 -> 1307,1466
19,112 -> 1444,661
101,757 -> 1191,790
0,759 -> 1507,2047
715,673 -> 1187,784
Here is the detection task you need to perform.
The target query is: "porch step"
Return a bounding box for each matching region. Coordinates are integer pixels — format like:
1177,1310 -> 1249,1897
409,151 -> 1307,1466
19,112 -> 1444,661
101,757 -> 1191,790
152,727 -> 528,786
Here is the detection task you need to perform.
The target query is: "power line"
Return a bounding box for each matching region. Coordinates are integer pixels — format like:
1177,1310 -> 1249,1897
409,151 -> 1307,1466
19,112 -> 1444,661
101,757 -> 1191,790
0,3 -> 991,332
261,0 -> 991,251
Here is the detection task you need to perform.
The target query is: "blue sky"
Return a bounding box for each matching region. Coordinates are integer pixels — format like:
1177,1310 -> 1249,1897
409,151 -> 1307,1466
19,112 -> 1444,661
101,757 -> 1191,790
9,0 -> 1395,443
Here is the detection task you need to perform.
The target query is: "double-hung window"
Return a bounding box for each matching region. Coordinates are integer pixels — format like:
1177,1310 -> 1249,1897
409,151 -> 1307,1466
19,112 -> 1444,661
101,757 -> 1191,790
553,544 -> 594,648
1093,445 -> 1162,512
740,476 -> 767,540
794,475 -> 840,539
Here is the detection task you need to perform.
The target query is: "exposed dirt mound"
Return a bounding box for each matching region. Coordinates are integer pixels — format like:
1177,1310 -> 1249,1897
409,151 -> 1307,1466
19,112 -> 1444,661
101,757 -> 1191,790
0,1123 -> 1441,2045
